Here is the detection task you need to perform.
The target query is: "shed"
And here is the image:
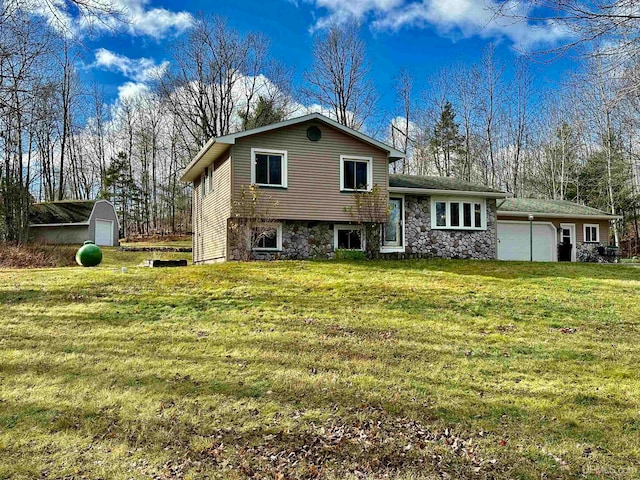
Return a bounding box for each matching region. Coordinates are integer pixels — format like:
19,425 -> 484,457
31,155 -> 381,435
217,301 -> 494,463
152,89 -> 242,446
29,200 -> 120,246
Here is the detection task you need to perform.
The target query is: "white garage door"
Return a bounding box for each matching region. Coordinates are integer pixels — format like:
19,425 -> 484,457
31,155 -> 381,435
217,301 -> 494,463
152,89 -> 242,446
497,221 -> 557,262
95,219 -> 114,246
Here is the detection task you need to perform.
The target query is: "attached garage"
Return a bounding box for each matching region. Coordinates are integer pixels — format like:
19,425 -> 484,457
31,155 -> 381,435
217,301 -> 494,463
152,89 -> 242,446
29,200 -> 120,246
497,221 -> 557,262
497,198 -> 621,262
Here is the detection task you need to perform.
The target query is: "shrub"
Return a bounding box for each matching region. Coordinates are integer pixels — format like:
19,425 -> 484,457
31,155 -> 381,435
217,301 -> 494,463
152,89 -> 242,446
334,249 -> 366,261
0,244 -> 77,269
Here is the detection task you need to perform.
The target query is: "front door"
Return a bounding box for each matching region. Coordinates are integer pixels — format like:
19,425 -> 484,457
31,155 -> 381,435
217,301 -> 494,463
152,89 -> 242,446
559,223 -> 576,262
384,198 -> 403,248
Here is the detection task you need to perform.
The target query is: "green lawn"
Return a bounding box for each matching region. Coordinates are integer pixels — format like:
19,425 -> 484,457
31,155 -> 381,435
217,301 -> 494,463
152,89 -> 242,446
1,259 -> 639,479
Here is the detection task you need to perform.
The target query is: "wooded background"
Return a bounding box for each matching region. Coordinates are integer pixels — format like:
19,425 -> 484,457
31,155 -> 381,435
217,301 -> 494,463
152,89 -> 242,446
2,0 -> 639,252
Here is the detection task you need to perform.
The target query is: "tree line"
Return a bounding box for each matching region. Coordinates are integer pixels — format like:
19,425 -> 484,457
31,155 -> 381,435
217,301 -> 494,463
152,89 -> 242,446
1,0 -> 639,251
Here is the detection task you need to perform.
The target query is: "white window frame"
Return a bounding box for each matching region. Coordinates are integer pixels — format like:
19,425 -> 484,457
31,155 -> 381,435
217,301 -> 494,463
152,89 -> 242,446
381,195 -> 405,253
340,155 -> 373,192
431,197 -> 487,231
251,222 -> 283,252
208,165 -> 215,193
334,224 -> 365,251
201,171 -> 207,197
583,223 -> 600,243
251,148 -> 288,188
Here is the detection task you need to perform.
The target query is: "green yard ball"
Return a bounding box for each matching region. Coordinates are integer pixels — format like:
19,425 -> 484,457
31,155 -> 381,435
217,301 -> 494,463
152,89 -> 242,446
76,241 -> 103,267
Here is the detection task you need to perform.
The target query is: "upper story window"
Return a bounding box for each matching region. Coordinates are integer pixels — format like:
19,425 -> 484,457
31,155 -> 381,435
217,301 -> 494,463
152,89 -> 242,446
251,148 -> 287,188
431,197 -> 486,230
208,165 -> 215,193
201,169 -> 207,197
584,224 -> 600,243
341,155 -> 372,192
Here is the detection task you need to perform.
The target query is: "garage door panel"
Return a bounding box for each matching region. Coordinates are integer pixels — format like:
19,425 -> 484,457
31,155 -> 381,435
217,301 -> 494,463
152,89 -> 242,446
497,221 -> 556,262
95,220 -> 113,246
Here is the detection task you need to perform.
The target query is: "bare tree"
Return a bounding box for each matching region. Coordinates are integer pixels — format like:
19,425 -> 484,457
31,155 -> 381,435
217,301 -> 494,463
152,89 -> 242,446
391,68 -> 413,174
303,20 -> 377,129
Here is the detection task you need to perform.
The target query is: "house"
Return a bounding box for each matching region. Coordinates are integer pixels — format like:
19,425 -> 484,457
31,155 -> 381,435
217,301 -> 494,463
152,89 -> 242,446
496,198 -> 621,262
29,200 -> 119,247
182,113 -> 617,263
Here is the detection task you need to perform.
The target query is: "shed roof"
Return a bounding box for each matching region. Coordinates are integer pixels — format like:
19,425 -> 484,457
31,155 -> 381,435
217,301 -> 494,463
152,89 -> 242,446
497,198 -> 620,219
30,200 -> 96,225
389,174 -> 506,196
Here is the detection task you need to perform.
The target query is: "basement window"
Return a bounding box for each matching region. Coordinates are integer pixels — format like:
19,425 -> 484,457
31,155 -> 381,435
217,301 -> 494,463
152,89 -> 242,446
334,225 -> 364,251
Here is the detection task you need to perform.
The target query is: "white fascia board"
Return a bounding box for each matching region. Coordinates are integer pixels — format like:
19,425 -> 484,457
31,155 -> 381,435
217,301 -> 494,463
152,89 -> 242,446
497,210 -> 622,220
388,186 -> 509,198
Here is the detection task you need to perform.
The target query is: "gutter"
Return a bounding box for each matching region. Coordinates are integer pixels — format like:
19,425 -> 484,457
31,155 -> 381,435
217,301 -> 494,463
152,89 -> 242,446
496,210 -> 622,220
388,186 -> 509,199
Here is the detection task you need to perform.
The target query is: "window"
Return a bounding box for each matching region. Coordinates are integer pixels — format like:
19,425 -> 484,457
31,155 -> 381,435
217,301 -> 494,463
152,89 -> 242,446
252,223 -> 282,251
334,225 -> 364,251
584,224 -> 600,243
340,156 -> 372,191
431,198 -> 486,230
382,197 -> 404,252
251,148 -> 287,188
208,165 -> 215,193
201,170 -> 207,197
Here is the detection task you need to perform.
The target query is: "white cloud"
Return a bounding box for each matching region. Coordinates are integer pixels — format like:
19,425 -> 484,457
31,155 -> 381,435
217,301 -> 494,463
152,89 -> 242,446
94,48 -> 168,83
20,0 -> 193,39
115,0 -> 194,39
301,0 -> 571,49
117,81 -> 150,100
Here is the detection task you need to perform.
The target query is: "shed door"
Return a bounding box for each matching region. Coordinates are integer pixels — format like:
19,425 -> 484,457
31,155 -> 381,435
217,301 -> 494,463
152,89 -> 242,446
95,219 -> 114,246
497,221 -> 556,262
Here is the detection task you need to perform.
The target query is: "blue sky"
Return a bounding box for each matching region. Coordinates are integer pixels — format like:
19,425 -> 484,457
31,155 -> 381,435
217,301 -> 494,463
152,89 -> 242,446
72,0 -> 578,117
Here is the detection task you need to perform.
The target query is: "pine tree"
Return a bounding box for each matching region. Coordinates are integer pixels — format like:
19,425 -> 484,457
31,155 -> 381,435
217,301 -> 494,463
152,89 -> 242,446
239,96 -> 287,130
102,152 -> 140,238
430,101 -> 465,177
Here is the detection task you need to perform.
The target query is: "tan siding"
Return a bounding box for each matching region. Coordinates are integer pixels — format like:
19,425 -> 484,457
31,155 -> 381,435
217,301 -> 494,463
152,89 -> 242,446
231,120 -> 390,222
193,152 -> 232,263
498,215 -> 611,243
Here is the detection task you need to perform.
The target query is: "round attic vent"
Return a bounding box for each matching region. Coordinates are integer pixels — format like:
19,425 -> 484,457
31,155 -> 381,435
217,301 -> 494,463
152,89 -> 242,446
307,125 -> 322,141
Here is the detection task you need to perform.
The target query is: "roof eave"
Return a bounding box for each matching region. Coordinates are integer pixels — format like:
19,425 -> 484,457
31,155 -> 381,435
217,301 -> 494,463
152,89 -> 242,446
388,186 -> 509,198
29,222 -> 90,227
497,210 -> 622,220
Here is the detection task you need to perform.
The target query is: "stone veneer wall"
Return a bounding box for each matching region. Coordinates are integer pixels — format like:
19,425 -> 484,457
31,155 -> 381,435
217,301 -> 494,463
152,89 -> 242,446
229,196 -> 498,260
576,242 -> 618,263
229,221 -> 335,261
388,196 -> 498,260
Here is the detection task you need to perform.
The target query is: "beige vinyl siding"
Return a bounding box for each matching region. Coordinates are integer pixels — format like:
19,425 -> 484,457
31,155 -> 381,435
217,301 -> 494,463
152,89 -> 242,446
498,215 -> 611,244
193,152 -> 232,263
231,120 -> 390,222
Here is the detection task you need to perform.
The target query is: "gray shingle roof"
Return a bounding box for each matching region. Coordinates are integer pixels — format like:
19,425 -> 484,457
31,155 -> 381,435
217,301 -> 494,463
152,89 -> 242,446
389,174 -> 504,193
30,200 -> 96,225
497,198 -> 613,217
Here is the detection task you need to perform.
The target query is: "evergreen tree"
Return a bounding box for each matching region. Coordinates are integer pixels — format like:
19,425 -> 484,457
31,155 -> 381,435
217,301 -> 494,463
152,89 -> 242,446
239,96 -> 287,130
430,101 -> 465,177
102,152 -> 140,238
